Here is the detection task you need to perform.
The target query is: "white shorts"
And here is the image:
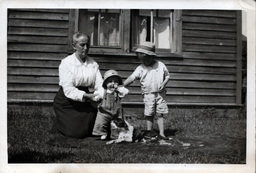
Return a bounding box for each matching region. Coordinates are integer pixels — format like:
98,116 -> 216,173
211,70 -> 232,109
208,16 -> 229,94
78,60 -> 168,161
143,92 -> 168,117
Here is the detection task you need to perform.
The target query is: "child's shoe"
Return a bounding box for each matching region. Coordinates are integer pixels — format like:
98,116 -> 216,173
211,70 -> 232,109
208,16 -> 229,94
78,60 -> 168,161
158,135 -> 168,140
101,135 -> 107,140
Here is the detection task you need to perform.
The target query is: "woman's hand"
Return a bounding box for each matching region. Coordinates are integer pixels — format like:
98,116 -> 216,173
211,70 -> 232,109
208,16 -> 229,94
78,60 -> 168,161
83,93 -> 97,101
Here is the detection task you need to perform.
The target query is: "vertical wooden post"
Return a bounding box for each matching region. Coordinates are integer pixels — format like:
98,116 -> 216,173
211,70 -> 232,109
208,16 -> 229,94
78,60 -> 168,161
150,10 -> 154,43
172,10 -> 182,54
169,10 -> 173,48
122,10 -> 131,53
68,9 -> 78,54
236,10 -> 242,105
97,10 -> 101,46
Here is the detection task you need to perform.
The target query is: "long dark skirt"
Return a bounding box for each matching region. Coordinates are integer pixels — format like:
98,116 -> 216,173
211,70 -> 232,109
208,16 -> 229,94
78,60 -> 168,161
53,87 -> 97,139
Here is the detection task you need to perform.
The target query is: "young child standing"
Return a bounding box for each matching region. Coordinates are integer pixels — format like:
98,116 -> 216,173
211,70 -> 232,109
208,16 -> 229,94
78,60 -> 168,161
92,70 -> 129,140
123,42 -> 170,138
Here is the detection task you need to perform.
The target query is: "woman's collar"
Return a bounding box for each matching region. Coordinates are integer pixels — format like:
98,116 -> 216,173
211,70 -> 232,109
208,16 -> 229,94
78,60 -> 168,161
74,53 -> 88,64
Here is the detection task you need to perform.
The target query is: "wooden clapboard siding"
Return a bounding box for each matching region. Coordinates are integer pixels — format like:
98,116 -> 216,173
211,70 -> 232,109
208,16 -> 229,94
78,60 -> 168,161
183,23 -> 237,32
8,68 -> 58,78
125,87 -> 236,96
8,19 -> 69,28
8,92 -> 57,100
8,59 -> 60,68
169,80 -> 236,89
7,9 -> 242,106
183,44 -> 236,53
8,27 -> 68,36
8,10 -> 69,20
8,83 -> 59,92
8,52 -> 67,60
182,30 -> 236,39
236,11 -> 242,104
182,16 -> 236,25
127,80 -> 236,89
183,37 -> 236,46
182,52 -> 236,60
180,10 -> 241,104
7,9 -> 69,102
8,75 -> 59,84
169,65 -> 236,74
8,35 -> 68,44
8,43 -> 67,53
182,10 -> 237,17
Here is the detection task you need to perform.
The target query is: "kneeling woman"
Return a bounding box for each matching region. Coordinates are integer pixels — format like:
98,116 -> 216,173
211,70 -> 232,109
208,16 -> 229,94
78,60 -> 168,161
53,32 -> 104,139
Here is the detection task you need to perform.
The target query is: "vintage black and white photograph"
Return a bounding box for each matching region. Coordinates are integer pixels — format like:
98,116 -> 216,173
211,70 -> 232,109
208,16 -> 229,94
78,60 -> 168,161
1,0 -> 255,173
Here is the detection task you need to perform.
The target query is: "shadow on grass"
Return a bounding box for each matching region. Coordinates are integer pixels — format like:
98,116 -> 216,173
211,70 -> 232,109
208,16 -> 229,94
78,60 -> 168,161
165,129 -> 179,136
8,150 -> 73,163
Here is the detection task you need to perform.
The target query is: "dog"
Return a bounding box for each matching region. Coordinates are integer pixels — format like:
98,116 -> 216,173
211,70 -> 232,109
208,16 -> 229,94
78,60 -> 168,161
106,118 -> 143,144
106,118 -> 171,144
106,119 -> 192,147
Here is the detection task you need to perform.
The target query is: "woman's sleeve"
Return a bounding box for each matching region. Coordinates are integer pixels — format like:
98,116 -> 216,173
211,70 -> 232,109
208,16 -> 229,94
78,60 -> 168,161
59,61 -> 86,102
93,67 -> 104,99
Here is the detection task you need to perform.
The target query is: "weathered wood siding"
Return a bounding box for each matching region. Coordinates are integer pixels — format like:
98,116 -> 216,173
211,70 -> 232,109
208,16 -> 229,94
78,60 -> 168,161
7,9 -> 69,102
7,9 -> 242,106
180,10 -> 241,105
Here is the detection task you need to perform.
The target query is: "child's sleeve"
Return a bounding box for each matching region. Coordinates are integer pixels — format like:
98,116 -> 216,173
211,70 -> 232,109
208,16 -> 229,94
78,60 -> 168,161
163,64 -> 170,80
123,66 -> 141,87
129,66 -> 142,80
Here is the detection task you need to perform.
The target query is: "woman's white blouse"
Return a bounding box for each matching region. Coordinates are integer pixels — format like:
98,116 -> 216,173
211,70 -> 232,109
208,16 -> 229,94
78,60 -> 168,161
59,53 -> 104,102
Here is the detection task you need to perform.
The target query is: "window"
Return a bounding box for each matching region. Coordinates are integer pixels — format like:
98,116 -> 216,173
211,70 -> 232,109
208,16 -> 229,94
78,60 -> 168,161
131,10 -> 180,54
72,9 -> 182,55
79,9 -> 121,47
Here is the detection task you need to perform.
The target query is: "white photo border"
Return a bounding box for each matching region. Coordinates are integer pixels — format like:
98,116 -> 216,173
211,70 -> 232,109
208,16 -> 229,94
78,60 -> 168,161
0,0 -> 255,173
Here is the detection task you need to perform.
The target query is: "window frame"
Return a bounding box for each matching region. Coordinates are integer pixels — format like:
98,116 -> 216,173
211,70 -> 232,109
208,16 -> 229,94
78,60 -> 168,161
68,9 -> 182,57
131,9 -> 182,55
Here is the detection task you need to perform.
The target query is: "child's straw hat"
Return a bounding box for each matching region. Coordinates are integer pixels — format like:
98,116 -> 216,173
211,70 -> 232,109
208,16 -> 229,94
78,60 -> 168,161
102,70 -> 123,89
135,41 -> 156,56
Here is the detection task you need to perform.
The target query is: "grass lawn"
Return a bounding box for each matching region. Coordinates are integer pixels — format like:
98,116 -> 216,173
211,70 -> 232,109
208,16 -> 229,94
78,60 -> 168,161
7,105 -> 246,164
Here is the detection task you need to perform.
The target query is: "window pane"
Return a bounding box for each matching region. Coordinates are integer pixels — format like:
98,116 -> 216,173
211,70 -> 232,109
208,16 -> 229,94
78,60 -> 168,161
132,9 -> 173,51
83,12 -> 98,46
154,18 -> 170,49
99,12 -> 120,46
139,17 -> 150,43
79,10 -> 120,47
